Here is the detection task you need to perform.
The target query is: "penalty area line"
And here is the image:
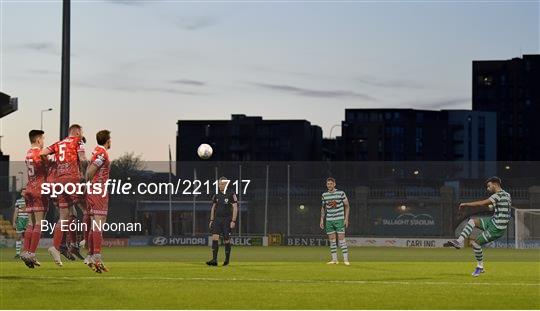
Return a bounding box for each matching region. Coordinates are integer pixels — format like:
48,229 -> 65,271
10,275 -> 540,287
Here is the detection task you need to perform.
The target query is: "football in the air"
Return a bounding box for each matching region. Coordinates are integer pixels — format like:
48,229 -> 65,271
197,143 -> 213,159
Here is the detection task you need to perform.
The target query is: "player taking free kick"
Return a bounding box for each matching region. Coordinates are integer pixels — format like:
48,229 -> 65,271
444,176 -> 512,277
321,177 -> 350,265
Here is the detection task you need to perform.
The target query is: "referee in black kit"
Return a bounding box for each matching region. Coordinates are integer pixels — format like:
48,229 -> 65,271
206,177 -> 238,266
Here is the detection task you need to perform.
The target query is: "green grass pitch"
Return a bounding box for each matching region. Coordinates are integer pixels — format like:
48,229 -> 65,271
1,246 -> 539,309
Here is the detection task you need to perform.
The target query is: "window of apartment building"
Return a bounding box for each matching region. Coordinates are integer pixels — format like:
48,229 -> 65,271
256,125 -> 269,137
231,125 -> 240,136
415,127 -> 423,154
477,75 -> 493,86
500,74 -> 506,85
478,116 -> 486,145
370,112 -> 382,122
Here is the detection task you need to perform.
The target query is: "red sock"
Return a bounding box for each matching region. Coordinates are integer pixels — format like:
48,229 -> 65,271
83,214 -> 91,246
30,225 -> 42,253
67,215 -> 77,245
87,229 -> 94,255
23,224 -> 34,252
53,222 -> 65,250
92,228 -> 102,254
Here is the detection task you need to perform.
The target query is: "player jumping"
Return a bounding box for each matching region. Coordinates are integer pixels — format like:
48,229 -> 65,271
21,129 -> 49,268
444,176 -> 512,277
321,177 -> 350,265
40,124 -> 87,266
85,130 -> 112,273
12,188 -> 28,259
206,177 -> 238,267
64,137 -> 88,261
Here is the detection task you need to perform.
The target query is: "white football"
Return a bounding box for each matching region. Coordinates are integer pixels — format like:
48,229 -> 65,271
197,143 -> 213,159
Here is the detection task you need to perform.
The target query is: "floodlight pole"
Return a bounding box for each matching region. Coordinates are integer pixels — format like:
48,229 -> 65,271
238,164 -> 242,236
264,165 -> 269,237
168,145 -> 173,236
192,168 -> 196,236
287,164 -> 290,236
60,0 -> 70,139
41,108 -> 53,130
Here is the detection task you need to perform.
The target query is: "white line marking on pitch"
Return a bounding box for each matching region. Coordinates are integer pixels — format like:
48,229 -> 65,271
13,275 -> 539,287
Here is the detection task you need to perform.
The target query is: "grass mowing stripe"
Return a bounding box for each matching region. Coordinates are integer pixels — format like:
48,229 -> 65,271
7,275 -> 539,287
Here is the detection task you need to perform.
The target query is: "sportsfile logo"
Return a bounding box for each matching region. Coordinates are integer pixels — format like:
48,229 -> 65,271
41,180 -> 115,198
40,178 -> 252,197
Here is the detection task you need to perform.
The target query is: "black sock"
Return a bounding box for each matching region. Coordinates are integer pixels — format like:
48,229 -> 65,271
212,240 -> 219,261
225,243 -> 231,262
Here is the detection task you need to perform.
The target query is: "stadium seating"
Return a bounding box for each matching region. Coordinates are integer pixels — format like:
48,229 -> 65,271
0,219 -> 17,238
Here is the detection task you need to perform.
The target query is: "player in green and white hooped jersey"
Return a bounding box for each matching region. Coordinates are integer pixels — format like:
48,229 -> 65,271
320,177 -> 350,265
12,188 -> 30,259
444,176 -> 512,277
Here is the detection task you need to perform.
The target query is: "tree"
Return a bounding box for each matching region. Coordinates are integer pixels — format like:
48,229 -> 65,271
110,152 -> 146,181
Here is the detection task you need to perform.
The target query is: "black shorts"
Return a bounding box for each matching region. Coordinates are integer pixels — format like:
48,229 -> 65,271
212,218 -> 231,239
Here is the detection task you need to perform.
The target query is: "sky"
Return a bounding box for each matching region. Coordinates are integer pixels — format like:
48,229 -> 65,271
0,0 -> 538,162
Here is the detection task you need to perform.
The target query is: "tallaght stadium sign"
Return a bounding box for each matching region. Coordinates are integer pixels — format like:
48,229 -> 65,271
380,213 -> 435,226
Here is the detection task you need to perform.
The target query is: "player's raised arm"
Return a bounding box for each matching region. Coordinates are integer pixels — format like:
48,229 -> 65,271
459,198 -> 493,209
39,143 -> 55,157
86,144 -> 107,181
78,137 -> 88,176
78,147 -> 87,162
86,157 -> 103,181
460,177 -> 505,210
231,194 -> 238,229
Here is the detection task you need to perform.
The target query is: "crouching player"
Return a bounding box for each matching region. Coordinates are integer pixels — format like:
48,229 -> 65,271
85,130 -> 111,273
444,176 -> 512,277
